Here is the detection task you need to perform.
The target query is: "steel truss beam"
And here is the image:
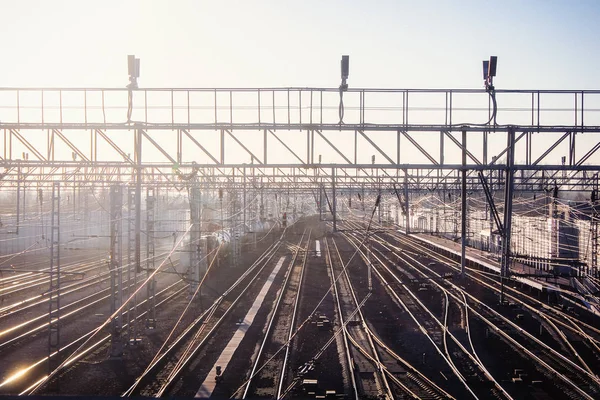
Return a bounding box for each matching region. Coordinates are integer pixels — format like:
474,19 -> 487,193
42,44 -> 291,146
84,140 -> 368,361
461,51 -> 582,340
0,87 -> 598,201
48,182 -> 60,389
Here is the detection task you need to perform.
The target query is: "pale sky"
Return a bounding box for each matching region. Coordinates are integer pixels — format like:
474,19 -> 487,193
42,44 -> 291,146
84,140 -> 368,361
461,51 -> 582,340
1,1 -> 599,166
2,0 -> 599,89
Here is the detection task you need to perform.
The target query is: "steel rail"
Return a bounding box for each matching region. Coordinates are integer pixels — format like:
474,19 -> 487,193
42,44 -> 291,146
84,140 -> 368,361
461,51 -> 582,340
241,229 -> 309,399
276,230 -> 312,399
123,239 -> 282,396
147,238 -> 284,397
339,226 -> 485,399
323,237 -> 359,400
377,228 -> 600,345
376,230 -> 600,398
327,236 -> 394,399
395,232 -> 600,346
0,280 -> 186,394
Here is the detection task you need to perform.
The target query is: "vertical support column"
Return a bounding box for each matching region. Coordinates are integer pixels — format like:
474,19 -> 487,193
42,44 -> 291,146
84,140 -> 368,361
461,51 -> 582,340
397,130 -> 401,164
259,181 -> 264,221
403,169 -> 410,234
177,129 -> 182,164
354,130 -> 358,164
439,131 -> 445,199
230,189 -> 241,267
126,186 -> 137,344
48,182 -> 61,385
483,129 -> 488,166
591,203 -> 598,278
332,167 -> 337,232
146,187 -> 157,329
306,130 -> 311,164
310,130 -> 315,165
319,184 -> 323,221
500,127 -> 516,303
461,129 -> 467,277
109,185 -> 123,357
189,185 -> 201,295
16,165 -> 21,235
243,167 -> 247,232
220,129 -> 225,164
263,129 -> 268,165
84,186 -> 89,239
72,173 -> 76,223
135,129 -> 142,274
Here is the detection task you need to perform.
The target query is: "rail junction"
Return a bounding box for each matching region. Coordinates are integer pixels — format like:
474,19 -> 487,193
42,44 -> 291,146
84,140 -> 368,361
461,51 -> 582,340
1,65 -> 600,398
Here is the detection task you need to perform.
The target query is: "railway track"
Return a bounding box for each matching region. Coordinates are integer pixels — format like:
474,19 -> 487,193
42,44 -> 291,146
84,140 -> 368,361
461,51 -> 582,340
341,218 -> 600,399
325,236 -> 392,399
123,234 -> 287,397
0,251 -> 181,350
375,227 -> 600,371
240,229 -> 311,399
340,229 -> 500,399
0,279 -> 188,395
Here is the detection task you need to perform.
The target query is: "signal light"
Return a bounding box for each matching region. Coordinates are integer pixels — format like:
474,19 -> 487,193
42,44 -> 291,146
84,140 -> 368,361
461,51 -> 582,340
482,56 -> 497,91
488,56 -> 497,77
340,55 -> 349,92
127,55 -> 140,89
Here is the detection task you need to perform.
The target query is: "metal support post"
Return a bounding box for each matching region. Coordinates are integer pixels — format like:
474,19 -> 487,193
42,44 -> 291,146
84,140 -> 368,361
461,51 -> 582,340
126,186 -> 138,344
243,167 -> 247,232
332,167 -> 337,232
592,207 -> 598,278
146,187 -> 157,329
109,185 -> 123,357
48,182 -> 61,387
189,185 -> 201,296
259,184 -> 264,222
378,190 -> 382,224
16,166 -> 20,235
84,187 -> 89,238
367,241 -> 372,292
231,190 -> 241,267
404,169 -> 410,234
319,184 -> 323,221
500,127 -> 516,303
135,129 -> 142,274
72,175 -> 76,222
461,129 -> 467,277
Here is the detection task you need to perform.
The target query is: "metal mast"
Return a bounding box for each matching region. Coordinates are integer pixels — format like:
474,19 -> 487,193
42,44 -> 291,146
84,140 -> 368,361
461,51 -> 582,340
109,185 -> 124,357
48,182 -> 61,386
146,187 -> 157,329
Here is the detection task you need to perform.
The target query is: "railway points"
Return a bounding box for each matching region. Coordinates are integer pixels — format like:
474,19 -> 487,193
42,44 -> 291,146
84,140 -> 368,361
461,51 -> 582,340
1,77 -> 600,400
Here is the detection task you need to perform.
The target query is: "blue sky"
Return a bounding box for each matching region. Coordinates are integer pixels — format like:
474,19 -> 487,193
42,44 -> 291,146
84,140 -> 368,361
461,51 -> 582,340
1,0 -> 599,89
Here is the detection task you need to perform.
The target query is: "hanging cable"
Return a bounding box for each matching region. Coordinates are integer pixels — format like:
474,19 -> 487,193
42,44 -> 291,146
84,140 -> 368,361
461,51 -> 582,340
338,55 -> 349,124
338,89 -> 345,124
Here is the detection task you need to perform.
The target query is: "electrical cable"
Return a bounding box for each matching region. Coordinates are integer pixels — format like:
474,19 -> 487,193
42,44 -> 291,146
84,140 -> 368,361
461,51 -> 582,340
229,194 -> 382,398
338,89 -> 345,124
27,223 -> 194,395
127,89 -> 133,123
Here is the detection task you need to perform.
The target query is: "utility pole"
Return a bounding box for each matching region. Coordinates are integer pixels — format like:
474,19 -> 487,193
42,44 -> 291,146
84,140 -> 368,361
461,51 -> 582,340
500,127 -> 516,303
243,166 -> 247,232
109,185 -> 123,357
591,190 -> 599,278
461,129 -> 467,277
404,169 -> 410,234
126,186 -> 138,345
231,190 -> 241,267
48,182 -> 61,390
332,167 -> 337,232
146,187 -> 157,329
189,185 -> 201,296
